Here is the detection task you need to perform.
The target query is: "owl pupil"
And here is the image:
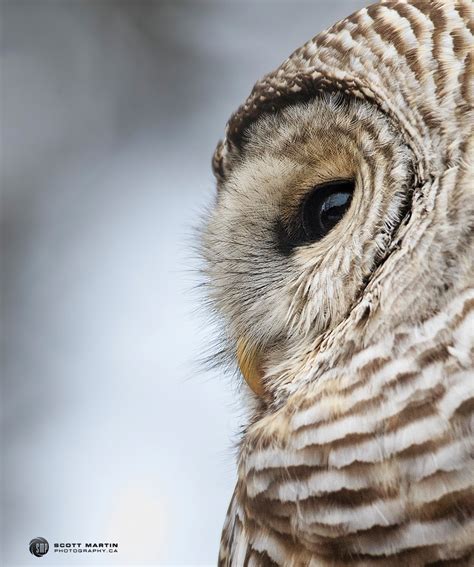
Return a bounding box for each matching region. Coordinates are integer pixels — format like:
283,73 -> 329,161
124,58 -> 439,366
319,191 -> 352,232
275,180 -> 354,254
301,180 -> 354,242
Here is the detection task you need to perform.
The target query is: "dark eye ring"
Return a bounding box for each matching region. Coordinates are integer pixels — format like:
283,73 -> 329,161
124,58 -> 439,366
301,179 -> 354,242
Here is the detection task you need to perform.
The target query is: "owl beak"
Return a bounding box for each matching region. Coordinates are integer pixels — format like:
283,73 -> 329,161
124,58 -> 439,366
236,337 -> 265,397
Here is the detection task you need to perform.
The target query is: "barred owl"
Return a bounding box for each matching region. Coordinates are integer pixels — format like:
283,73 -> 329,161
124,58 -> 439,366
202,0 -> 473,565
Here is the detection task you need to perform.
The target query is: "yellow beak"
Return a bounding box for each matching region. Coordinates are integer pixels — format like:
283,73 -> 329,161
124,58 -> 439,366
236,337 -> 265,397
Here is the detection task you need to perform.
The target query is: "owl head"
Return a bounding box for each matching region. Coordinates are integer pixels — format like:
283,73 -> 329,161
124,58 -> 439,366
201,1 -> 473,405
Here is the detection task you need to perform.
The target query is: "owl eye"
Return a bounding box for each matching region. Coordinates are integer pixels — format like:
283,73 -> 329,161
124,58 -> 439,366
301,180 -> 354,242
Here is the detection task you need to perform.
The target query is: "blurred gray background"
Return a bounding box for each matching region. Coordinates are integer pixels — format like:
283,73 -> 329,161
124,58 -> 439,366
1,1 -> 366,565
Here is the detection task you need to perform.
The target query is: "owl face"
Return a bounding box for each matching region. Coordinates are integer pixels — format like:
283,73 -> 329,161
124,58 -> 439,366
202,95 -> 413,398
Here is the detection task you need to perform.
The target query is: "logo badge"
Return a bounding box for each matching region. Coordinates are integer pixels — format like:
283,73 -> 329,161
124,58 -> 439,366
29,537 -> 49,557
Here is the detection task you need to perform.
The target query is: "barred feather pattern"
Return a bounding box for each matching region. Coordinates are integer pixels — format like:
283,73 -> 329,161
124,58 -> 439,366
219,290 -> 474,565
207,0 -> 474,565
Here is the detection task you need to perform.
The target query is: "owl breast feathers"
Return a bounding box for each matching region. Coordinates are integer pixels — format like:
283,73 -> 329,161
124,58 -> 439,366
201,0 -> 474,565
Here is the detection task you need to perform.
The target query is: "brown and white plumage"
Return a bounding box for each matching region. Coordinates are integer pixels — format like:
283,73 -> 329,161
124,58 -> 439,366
202,0 -> 473,564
